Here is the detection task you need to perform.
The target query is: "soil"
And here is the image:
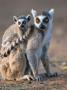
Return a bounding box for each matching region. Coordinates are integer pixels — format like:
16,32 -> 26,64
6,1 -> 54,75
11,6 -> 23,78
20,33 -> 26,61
0,62 -> 67,90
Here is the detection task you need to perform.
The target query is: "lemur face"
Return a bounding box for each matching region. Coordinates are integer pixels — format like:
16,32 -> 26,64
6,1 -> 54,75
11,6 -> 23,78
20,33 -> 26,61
13,15 -> 31,30
31,9 -> 54,31
34,15 -> 49,30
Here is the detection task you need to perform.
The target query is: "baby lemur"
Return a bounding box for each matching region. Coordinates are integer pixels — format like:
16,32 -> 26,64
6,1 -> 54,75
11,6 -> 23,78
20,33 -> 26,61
0,15 -> 34,81
26,9 -> 57,81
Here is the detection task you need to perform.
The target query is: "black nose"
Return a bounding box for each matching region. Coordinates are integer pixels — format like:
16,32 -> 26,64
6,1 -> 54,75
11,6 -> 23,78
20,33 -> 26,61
40,24 -> 46,29
21,21 -> 26,28
21,24 -> 24,28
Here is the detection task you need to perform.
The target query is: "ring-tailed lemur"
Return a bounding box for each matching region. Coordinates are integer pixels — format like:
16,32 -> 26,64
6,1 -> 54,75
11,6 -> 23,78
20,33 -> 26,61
0,15 -> 34,81
26,9 -> 57,81
0,15 -> 32,57
0,44 -> 33,81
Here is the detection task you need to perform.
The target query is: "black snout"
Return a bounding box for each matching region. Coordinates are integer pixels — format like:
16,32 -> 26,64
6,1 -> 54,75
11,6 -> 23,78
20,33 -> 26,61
21,21 -> 26,28
21,24 -> 24,28
40,24 -> 46,29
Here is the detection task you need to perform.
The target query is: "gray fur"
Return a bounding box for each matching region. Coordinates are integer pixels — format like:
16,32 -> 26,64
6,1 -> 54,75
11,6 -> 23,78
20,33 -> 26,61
0,15 -> 31,57
26,9 -> 55,80
0,15 -> 34,81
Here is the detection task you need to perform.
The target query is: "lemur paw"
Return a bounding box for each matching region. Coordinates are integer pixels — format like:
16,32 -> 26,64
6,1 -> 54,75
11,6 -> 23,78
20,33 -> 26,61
12,42 -> 16,47
46,72 -> 58,78
16,75 -> 34,81
15,38 -> 19,45
34,75 -> 44,81
19,37 -> 23,43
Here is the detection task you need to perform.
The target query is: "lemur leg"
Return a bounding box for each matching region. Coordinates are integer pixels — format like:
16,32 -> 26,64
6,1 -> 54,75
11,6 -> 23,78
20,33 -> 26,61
0,64 -> 8,80
15,55 -> 34,81
0,63 -> 15,80
41,46 -> 57,77
26,49 -> 43,81
26,49 -> 38,76
24,53 -> 33,75
41,53 -> 50,75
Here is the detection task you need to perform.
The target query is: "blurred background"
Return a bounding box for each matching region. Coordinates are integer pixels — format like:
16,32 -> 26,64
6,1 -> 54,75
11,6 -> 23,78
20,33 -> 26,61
0,0 -> 67,61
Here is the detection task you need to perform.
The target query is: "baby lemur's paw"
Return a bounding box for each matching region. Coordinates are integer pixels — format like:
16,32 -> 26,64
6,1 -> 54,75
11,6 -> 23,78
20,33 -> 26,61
46,72 -> 58,78
23,75 -> 34,81
16,75 -> 34,81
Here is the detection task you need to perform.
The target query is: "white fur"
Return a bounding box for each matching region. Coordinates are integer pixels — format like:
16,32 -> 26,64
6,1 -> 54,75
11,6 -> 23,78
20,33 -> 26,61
31,9 -> 37,17
42,17 -> 53,47
26,9 -> 55,80
49,9 -> 54,16
34,15 -> 46,29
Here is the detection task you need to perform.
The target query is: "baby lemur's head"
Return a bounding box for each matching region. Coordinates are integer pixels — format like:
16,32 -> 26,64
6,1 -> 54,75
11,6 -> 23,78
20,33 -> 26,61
31,9 -> 54,31
13,15 -> 31,32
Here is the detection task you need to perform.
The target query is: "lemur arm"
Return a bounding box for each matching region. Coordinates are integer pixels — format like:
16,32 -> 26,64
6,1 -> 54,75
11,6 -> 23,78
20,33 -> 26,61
22,25 -> 34,40
1,34 -> 17,48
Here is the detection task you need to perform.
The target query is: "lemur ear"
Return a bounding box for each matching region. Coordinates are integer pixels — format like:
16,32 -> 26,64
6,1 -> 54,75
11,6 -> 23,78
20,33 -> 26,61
26,15 -> 31,22
31,9 -> 37,17
13,16 -> 18,23
49,9 -> 54,17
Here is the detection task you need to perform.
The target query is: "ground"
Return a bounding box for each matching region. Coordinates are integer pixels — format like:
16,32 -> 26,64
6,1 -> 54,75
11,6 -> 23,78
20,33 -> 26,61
0,61 -> 67,90
0,76 -> 67,90
0,0 -> 67,90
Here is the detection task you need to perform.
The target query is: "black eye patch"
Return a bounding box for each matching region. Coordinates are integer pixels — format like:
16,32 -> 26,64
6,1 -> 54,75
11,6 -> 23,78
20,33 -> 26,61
22,20 -> 26,25
43,17 -> 49,24
18,21 -> 21,25
36,17 -> 40,24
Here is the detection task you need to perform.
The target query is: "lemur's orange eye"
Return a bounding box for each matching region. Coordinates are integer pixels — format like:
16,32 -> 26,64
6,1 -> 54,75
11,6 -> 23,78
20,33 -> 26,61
36,17 -> 40,24
43,17 -> 49,24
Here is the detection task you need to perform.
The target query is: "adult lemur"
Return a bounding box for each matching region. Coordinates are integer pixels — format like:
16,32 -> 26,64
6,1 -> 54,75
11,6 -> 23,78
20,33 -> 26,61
26,9 -> 57,81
